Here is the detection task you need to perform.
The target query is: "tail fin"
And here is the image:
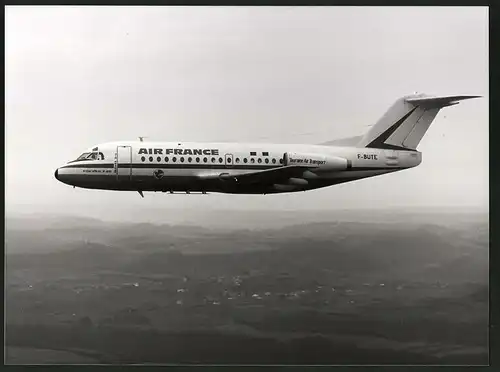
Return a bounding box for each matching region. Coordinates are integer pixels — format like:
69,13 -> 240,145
357,94 -> 480,151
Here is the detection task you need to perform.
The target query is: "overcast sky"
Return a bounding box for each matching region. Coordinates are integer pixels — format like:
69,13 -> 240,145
5,6 -> 488,219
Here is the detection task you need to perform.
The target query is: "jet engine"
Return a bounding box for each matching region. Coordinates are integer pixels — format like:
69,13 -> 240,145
283,152 -> 348,172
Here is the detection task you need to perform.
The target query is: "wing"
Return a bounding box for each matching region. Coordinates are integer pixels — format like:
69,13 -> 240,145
199,165 -> 312,185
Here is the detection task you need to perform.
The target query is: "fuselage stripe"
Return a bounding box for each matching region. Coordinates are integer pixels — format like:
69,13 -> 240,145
60,163 -> 405,172
61,163 -> 280,170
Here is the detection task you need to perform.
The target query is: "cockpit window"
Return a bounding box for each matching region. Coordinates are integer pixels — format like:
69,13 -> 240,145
72,152 -> 105,162
88,152 -> 104,160
77,153 -> 91,160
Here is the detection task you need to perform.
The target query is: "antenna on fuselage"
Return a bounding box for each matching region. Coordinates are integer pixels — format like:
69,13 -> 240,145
138,136 -> 148,142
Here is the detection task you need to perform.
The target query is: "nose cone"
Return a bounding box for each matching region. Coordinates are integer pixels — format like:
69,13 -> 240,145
54,166 -> 79,187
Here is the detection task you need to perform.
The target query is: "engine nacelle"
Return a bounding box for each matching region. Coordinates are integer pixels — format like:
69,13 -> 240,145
283,152 -> 348,172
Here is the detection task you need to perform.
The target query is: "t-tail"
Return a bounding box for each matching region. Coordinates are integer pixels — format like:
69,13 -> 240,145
356,94 -> 481,151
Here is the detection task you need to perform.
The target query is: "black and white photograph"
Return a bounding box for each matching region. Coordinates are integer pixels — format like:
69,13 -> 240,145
5,6 -> 489,365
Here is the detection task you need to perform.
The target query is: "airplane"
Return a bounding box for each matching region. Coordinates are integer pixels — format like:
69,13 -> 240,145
54,93 -> 480,197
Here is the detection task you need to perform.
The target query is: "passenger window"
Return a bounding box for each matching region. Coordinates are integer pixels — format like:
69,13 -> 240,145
188,157 -> 192,163
265,158 -> 269,164
219,157 -> 223,163
157,156 -> 161,162
203,157 -> 208,163
244,158 -> 248,163
196,157 -> 200,163
180,157 -> 185,163
141,156 -> 146,162
250,158 -> 255,163
211,157 -> 215,163
165,157 -> 169,162
173,157 -> 177,162
279,158 -> 283,164
258,158 -> 262,164
149,156 -> 153,162
272,158 -> 276,164
235,158 -> 240,163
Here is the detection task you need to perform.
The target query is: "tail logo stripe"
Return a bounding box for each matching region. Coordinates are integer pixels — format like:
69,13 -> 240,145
366,107 -> 417,150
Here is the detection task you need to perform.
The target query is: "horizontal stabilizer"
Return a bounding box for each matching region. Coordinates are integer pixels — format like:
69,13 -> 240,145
405,95 -> 481,108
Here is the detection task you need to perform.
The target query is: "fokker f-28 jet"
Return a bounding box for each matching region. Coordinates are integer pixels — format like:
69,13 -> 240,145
55,94 -> 479,197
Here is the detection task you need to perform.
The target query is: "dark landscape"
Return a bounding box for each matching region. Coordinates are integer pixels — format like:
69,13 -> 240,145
4,208 -> 489,365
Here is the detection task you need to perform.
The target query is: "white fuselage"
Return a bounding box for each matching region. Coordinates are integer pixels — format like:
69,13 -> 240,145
55,141 -> 421,194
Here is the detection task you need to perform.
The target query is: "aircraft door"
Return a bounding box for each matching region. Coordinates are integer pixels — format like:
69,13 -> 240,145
116,146 -> 132,180
225,154 -> 234,168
